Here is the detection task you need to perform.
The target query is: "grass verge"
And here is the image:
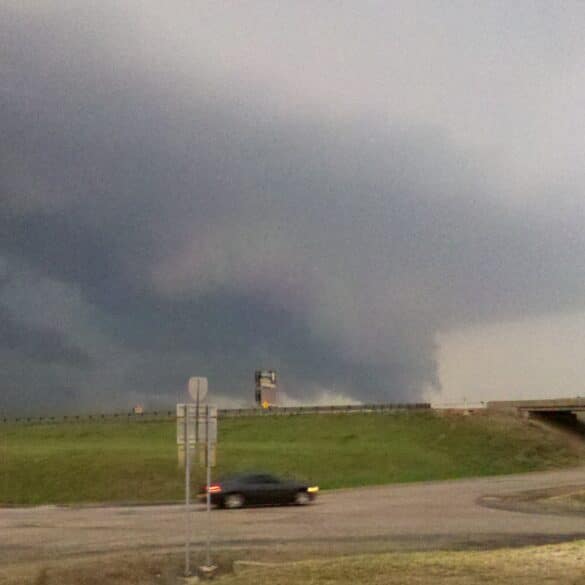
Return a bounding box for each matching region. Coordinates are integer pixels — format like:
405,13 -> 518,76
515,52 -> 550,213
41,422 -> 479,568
221,542 -> 585,585
0,411 -> 583,505
2,541 -> 585,584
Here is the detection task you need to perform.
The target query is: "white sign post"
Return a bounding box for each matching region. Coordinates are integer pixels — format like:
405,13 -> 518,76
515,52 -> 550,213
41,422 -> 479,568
177,377 -> 218,578
184,404 -> 191,578
176,402 -> 197,577
203,405 -> 217,572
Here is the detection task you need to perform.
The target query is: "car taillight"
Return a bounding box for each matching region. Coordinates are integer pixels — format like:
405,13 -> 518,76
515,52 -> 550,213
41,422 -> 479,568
207,483 -> 222,494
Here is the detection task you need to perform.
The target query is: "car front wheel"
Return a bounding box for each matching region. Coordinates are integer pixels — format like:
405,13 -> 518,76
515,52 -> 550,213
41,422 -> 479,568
294,490 -> 310,505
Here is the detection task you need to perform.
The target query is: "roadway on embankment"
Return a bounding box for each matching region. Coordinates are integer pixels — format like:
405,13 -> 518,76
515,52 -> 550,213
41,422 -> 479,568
2,467 -> 585,567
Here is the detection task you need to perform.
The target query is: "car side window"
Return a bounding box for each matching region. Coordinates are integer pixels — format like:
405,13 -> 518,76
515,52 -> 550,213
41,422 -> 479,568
242,475 -> 259,484
242,474 -> 280,484
257,474 -> 280,484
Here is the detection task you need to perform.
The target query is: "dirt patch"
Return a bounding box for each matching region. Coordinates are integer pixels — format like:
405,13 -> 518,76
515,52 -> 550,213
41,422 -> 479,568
480,484 -> 585,516
0,551 -> 236,585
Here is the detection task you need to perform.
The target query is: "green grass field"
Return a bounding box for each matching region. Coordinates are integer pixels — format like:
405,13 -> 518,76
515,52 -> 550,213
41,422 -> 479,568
0,411 -> 583,505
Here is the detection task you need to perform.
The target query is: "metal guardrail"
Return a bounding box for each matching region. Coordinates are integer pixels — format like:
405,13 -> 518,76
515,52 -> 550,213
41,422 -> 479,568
0,403 -> 430,425
431,402 -> 486,410
0,411 -> 176,425
218,403 -> 431,417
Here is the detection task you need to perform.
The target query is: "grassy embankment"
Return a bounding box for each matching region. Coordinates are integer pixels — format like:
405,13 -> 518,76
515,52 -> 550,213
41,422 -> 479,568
0,411 -> 583,505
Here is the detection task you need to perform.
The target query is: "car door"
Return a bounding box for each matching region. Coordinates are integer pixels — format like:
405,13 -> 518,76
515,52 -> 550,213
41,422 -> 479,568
258,474 -> 292,504
239,475 -> 264,505
245,474 -> 281,505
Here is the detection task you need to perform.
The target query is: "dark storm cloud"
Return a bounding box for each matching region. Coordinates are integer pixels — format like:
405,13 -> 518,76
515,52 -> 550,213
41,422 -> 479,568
0,306 -> 92,368
1,2 -> 584,413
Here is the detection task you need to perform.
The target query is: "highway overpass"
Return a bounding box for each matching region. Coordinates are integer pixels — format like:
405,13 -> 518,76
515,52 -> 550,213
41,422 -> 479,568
487,398 -> 585,424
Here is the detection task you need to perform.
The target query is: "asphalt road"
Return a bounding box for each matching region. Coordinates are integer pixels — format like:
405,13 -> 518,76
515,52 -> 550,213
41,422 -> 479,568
2,467 -> 585,567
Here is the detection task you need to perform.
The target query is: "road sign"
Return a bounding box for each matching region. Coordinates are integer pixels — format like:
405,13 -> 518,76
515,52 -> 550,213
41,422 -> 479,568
176,404 -> 197,445
188,376 -> 208,403
197,406 -> 217,443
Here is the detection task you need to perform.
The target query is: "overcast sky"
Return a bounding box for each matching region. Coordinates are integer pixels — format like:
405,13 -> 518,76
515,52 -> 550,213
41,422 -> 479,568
1,1 -> 584,414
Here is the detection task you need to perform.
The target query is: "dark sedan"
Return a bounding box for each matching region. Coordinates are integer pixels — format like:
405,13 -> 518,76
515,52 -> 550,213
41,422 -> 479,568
200,472 -> 319,509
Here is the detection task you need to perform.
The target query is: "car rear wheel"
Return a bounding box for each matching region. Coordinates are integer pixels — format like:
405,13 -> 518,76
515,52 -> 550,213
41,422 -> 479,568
223,493 -> 245,509
294,490 -> 310,505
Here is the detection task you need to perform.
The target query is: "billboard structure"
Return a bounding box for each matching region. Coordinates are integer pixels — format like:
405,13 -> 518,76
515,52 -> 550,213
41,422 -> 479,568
254,370 -> 278,408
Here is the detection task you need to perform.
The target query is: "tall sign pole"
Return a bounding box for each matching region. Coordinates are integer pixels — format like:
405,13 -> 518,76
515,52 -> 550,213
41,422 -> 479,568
178,377 -> 215,578
205,404 -> 212,568
182,377 -> 208,578
184,403 -> 191,577
197,404 -> 217,575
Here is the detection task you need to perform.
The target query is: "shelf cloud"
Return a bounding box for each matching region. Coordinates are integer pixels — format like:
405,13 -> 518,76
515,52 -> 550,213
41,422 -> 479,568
2,2 -> 585,413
